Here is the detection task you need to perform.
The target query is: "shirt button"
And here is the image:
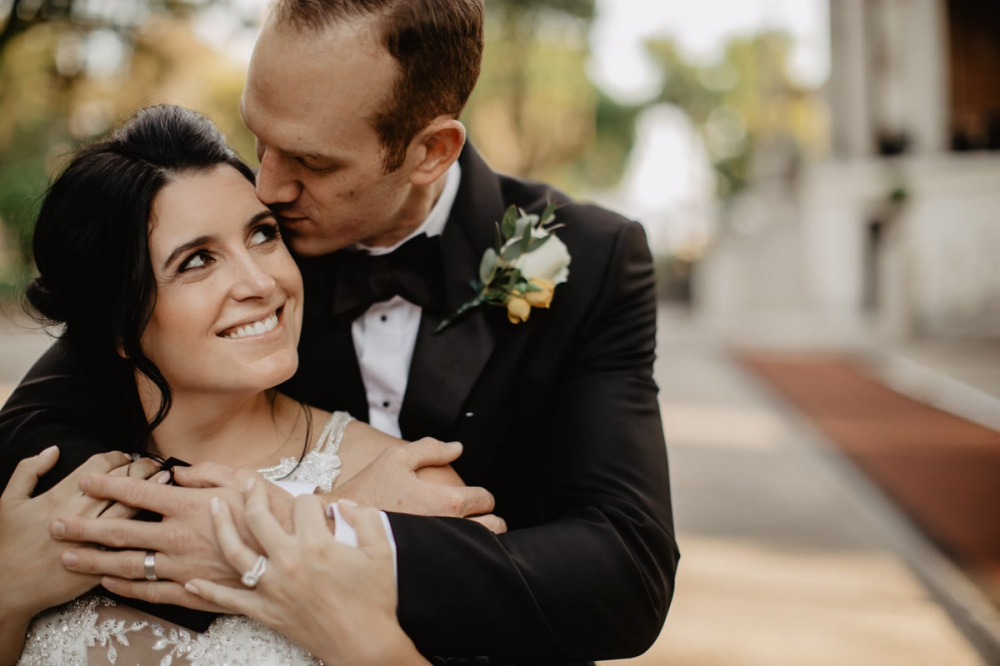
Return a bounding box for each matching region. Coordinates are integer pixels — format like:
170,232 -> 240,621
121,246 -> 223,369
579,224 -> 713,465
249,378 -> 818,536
380,315 -> 388,322
382,401 -> 390,408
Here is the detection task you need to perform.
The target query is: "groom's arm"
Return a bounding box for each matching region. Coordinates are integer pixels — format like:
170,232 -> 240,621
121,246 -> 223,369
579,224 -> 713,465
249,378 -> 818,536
0,341 -> 124,494
389,220 -> 678,662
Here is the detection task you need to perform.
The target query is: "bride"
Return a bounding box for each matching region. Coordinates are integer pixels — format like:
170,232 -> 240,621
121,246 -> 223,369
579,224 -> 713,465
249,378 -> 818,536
0,104 -> 484,665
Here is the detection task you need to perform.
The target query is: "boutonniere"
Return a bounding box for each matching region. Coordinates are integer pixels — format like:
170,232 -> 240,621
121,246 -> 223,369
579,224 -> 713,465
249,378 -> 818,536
437,201 -> 570,332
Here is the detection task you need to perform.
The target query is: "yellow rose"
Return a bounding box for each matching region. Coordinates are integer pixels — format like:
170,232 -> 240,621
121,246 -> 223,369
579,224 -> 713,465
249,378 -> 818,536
506,295 -> 531,324
524,278 -> 555,308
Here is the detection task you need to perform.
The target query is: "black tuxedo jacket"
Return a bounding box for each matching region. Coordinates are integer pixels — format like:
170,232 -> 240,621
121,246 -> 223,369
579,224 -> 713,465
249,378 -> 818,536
0,144 -> 678,665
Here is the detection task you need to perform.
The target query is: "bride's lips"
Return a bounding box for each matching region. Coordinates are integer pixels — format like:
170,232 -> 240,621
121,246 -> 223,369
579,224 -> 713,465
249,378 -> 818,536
217,306 -> 285,340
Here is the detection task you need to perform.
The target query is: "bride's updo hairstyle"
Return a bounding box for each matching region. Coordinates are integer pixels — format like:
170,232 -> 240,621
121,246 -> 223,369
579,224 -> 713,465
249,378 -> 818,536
26,105 -> 256,434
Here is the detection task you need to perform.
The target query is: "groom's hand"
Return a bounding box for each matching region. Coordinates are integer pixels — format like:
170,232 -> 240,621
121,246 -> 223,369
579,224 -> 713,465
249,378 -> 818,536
326,438 -> 500,526
49,470 -> 289,610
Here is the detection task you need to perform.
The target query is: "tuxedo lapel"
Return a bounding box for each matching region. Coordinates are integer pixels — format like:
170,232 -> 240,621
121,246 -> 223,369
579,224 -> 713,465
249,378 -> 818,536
398,145 -> 505,440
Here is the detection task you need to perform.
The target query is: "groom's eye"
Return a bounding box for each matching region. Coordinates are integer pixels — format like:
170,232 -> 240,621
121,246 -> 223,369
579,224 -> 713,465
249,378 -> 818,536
297,156 -> 338,174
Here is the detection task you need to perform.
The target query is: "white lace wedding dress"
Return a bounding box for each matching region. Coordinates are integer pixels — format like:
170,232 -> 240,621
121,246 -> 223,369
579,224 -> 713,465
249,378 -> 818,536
17,411 -> 353,666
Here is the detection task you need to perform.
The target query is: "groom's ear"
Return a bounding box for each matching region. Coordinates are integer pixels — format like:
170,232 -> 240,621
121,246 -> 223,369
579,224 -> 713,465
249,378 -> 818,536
407,117 -> 466,187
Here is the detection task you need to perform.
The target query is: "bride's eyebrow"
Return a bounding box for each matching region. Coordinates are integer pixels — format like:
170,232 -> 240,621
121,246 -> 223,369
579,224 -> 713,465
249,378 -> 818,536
163,235 -> 213,270
162,211 -> 276,269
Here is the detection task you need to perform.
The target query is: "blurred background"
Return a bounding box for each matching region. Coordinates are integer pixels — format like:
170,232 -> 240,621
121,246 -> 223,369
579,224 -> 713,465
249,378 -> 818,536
1,0 -> 999,664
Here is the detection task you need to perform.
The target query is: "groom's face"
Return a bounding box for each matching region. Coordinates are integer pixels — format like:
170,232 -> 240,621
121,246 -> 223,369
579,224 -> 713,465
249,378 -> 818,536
242,16 -> 417,257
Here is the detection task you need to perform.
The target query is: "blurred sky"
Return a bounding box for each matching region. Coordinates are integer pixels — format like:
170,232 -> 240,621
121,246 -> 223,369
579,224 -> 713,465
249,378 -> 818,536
590,0 -> 830,103
191,0 -> 831,101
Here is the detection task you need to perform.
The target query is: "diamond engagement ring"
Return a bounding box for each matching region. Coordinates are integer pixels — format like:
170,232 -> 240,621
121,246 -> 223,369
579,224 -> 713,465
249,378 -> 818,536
144,551 -> 158,581
241,555 -> 268,588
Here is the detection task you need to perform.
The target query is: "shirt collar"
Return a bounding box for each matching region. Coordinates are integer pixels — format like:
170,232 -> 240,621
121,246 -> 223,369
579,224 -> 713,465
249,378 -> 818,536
358,160 -> 461,257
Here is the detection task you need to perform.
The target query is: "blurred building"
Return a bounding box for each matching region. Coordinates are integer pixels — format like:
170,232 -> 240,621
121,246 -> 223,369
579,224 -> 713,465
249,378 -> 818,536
699,0 -> 1000,340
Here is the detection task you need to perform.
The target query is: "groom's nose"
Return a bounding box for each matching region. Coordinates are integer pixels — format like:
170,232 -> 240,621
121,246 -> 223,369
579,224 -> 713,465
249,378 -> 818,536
255,147 -> 301,206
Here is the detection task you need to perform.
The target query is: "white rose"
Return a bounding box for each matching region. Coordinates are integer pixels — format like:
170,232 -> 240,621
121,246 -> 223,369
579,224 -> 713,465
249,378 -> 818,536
514,231 -> 571,284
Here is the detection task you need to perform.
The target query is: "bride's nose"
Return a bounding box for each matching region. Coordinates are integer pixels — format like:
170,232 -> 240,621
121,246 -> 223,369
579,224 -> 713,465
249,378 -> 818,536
230,254 -> 277,300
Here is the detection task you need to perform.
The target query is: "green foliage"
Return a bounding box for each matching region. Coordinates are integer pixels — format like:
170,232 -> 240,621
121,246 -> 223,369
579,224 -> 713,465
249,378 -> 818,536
644,31 -> 819,203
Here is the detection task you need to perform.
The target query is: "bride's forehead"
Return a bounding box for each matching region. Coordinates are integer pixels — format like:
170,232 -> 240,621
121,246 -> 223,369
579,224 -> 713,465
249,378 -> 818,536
149,169 -> 259,233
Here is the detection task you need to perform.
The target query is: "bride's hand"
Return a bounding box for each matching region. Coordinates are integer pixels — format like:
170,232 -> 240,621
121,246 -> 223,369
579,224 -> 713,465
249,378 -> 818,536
0,447 -> 161,620
185,481 -> 428,666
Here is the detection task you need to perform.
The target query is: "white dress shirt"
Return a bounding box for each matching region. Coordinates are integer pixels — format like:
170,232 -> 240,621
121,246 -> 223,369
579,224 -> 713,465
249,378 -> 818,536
351,161 -> 461,437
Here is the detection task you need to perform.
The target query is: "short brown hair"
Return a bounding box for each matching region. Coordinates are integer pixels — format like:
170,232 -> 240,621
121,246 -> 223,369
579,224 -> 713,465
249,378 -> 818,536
273,0 -> 484,173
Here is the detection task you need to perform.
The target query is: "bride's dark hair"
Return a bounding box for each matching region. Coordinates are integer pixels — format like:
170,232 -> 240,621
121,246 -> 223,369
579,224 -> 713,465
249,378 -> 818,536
26,105 -> 256,438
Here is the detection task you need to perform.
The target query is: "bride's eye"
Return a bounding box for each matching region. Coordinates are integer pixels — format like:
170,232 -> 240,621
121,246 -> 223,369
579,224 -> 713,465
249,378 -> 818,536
178,250 -> 213,273
249,222 -> 280,247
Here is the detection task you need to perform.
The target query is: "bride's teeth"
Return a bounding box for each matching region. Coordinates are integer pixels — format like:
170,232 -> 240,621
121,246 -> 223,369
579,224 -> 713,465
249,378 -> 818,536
224,313 -> 278,339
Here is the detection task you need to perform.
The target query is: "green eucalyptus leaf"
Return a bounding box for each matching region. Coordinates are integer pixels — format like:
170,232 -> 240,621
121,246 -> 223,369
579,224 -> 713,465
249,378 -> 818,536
519,226 -> 533,254
501,242 -> 523,262
541,200 -> 560,226
479,248 -> 498,284
514,214 -> 534,238
527,233 -> 553,253
501,205 -> 519,238
494,222 -> 503,251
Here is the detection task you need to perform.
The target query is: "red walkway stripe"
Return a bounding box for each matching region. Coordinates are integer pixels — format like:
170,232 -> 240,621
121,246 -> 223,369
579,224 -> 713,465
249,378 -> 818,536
739,352 -> 1000,601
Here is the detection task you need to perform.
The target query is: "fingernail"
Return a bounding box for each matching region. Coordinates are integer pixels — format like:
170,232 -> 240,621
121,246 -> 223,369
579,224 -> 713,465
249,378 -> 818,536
40,445 -> 58,458
79,476 -> 91,492
62,550 -> 79,568
245,478 -> 256,492
448,441 -> 463,450
210,497 -> 220,515
185,582 -> 200,596
156,471 -> 170,484
101,576 -> 117,590
51,520 -> 66,538
338,498 -> 358,508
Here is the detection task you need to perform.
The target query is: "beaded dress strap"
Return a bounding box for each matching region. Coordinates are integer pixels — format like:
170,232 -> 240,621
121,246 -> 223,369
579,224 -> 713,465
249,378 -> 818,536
314,411 -> 354,455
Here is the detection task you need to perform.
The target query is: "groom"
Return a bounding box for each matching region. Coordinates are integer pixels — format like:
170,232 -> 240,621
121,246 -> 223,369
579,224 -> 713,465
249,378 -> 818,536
0,0 -> 678,663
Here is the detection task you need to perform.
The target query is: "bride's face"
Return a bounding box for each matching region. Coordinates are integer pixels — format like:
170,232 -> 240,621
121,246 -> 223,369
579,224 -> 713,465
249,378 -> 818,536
141,164 -> 304,398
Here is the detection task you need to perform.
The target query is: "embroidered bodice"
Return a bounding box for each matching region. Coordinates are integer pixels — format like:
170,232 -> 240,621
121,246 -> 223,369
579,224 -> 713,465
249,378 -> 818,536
18,411 -> 353,666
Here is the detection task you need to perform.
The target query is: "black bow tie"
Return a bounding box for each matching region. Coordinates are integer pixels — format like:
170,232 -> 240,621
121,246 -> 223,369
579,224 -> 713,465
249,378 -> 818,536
333,233 -> 445,318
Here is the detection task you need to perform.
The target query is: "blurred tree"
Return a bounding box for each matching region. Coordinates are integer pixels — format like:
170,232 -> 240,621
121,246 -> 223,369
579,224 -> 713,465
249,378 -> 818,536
465,0 -> 641,193
645,32 -> 826,203
0,0 -> 254,291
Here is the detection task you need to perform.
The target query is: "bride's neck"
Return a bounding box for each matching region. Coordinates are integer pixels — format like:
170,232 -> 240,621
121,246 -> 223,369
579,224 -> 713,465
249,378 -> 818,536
138,381 -> 304,468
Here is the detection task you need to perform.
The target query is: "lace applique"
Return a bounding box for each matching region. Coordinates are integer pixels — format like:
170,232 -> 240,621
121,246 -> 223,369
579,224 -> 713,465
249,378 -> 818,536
19,411 -> 353,665
19,597 -> 148,666
20,597 -> 323,665
257,411 -> 352,492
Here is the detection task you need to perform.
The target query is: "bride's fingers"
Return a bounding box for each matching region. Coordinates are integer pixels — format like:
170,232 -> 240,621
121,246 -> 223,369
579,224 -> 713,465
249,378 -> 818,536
185,578 -> 259,617
2,446 -> 60,501
337,502 -> 393,561
292,494 -> 331,545
242,480 -> 293,554
101,576 -> 226,613
209,496 -> 261,574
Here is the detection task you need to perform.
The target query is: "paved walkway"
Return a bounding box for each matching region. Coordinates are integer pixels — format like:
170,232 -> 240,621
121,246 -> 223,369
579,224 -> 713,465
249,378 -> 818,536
602,306 -> 988,665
